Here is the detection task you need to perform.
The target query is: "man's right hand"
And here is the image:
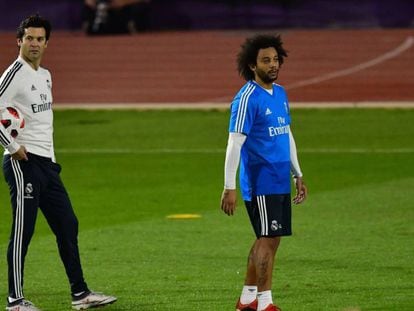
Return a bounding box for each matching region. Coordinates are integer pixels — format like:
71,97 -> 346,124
221,189 -> 237,216
11,146 -> 28,161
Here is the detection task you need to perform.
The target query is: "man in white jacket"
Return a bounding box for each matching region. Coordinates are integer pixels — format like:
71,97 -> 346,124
0,14 -> 116,311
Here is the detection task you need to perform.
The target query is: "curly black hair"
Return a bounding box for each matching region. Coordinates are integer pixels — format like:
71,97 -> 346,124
16,14 -> 52,41
237,34 -> 288,81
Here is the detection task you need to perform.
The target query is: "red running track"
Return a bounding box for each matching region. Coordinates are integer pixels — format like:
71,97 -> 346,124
0,29 -> 413,106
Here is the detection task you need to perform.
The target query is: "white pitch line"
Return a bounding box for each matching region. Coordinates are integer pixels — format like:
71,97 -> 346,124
56,148 -> 224,154
54,100 -> 414,110
56,148 -> 414,154
285,36 -> 414,90
300,148 -> 414,154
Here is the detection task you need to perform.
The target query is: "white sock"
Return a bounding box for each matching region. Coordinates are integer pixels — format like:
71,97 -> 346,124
240,285 -> 257,304
257,290 -> 273,311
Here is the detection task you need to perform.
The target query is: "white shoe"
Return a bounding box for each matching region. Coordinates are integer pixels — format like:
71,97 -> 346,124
5,299 -> 41,311
71,292 -> 117,310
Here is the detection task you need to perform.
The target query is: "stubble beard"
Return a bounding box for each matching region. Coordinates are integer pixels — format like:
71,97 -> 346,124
257,69 -> 278,84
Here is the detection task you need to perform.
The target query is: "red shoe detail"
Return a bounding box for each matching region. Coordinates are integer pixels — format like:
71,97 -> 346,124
262,304 -> 282,311
236,298 -> 258,311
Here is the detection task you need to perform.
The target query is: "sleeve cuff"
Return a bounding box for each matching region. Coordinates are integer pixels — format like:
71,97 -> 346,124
224,184 -> 236,190
6,141 -> 20,154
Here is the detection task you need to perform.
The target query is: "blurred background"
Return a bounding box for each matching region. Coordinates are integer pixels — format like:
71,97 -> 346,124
1,0 -> 413,32
0,0 -> 413,106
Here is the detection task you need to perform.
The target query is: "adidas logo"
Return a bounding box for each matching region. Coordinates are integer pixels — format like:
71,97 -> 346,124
265,108 -> 272,115
31,85 -> 37,91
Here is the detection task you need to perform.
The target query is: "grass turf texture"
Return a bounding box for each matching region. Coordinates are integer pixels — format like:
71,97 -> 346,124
0,108 -> 413,310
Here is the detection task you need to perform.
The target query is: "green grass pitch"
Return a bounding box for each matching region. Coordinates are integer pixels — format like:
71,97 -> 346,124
0,108 -> 413,310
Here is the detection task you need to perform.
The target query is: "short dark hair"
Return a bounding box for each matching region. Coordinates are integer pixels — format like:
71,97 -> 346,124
237,34 -> 288,81
16,14 -> 52,41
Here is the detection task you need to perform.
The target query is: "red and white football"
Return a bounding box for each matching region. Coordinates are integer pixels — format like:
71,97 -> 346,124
0,106 -> 25,138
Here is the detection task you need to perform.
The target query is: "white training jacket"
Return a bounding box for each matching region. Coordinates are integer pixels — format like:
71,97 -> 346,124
0,56 -> 55,161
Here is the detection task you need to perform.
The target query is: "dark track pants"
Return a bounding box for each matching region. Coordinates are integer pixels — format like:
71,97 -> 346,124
2,153 -> 88,300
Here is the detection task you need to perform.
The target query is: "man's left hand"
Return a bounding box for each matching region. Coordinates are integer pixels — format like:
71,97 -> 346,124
293,177 -> 307,204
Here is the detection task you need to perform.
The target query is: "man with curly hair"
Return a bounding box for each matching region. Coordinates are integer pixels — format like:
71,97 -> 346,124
221,34 -> 308,311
